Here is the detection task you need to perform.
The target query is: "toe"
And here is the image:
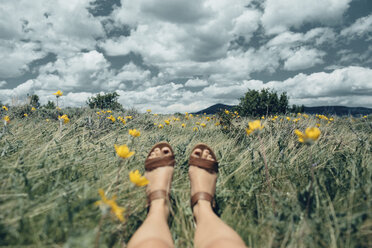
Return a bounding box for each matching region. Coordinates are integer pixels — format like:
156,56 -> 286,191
202,149 -> 210,159
161,147 -> 171,156
149,152 -> 156,159
192,148 -> 203,158
154,147 -> 161,157
207,154 -> 214,161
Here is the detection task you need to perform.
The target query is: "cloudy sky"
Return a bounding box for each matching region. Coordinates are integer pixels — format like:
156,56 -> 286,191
0,0 -> 371,113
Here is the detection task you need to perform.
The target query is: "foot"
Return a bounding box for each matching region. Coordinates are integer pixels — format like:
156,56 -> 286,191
145,146 -> 174,217
189,147 -> 218,217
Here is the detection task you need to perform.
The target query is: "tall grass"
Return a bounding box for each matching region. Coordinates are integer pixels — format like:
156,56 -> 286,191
0,108 -> 371,247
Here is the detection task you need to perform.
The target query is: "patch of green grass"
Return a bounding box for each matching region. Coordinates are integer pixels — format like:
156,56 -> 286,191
0,109 -> 371,247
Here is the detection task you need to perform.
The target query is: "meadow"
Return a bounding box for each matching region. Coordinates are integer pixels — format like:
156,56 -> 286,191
0,107 -> 371,248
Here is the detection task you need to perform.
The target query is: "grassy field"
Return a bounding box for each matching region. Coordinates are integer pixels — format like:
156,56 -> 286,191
0,107 -> 371,247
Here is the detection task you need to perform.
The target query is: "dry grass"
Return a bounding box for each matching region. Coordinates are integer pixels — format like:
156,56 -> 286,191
0,108 -> 371,247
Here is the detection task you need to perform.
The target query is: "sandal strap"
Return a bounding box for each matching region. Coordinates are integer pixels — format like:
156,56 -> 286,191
189,157 -> 218,173
147,189 -> 169,207
145,155 -> 175,171
191,192 -> 216,209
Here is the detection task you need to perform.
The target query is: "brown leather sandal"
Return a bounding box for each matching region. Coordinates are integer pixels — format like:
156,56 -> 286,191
145,142 -> 175,209
189,143 -> 219,212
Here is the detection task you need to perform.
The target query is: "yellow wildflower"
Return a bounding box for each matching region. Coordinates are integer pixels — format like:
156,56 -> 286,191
181,123 -> 186,128
158,124 -> 164,129
46,119 -> 50,122
31,107 -> 36,111
96,112 -> 100,115
201,123 -> 206,128
2,106 -> 8,111
215,122 -> 220,126
225,110 -> 230,114
58,114 -> 70,124
193,127 -> 198,132
24,113 -> 28,117
154,114 -> 158,116
246,120 -> 264,135
261,116 -> 265,119
129,129 -> 141,137
196,122 -> 200,125
206,117 -> 210,121
363,115 -> 367,118
56,106 -> 61,110
106,115 -> 116,123
53,90 -> 63,97
147,109 -> 151,113
129,170 -> 149,187
294,127 -> 321,144
286,117 -> 291,121
95,189 -> 125,222
106,110 -> 112,113
126,116 -> 133,119
164,120 -> 170,125
114,144 -> 135,158
316,123 -> 321,127
3,116 -> 10,123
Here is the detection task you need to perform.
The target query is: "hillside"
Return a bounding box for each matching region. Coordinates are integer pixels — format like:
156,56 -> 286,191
0,108 -> 371,247
194,103 -> 372,116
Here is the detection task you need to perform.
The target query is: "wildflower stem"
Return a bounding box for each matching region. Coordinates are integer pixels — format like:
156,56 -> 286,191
258,135 -> 276,215
305,147 -> 316,216
94,213 -> 106,248
59,118 -> 62,136
115,160 -> 124,195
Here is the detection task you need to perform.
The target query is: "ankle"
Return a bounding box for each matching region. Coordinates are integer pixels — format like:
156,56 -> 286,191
148,199 -> 169,218
193,200 -> 213,221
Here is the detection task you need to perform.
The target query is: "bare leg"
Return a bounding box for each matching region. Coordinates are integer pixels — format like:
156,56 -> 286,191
127,146 -> 174,248
190,148 -> 247,248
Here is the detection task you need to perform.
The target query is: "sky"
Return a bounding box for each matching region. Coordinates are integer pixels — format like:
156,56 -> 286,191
0,0 -> 371,113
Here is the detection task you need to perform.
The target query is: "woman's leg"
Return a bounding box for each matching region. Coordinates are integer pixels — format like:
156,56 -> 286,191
190,148 -> 246,248
127,147 -> 174,248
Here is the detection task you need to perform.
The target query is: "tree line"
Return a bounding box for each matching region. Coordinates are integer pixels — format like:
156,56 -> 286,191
3,88 -> 303,116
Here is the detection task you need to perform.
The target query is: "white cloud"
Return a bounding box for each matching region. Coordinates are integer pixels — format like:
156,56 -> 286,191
261,0 -> 351,35
185,78 -> 209,88
231,9 -> 262,41
0,81 -> 7,88
341,14 -> 372,39
0,0 -> 104,56
101,0 -> 262,65
0,40 -> 46,78
243,66 -> 372,108
267,28 -> 336,47
283,47 -> 325,71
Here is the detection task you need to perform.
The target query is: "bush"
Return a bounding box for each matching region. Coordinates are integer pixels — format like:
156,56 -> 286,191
236,89 -> 289,116
43,101 -> 56,109
86,92 -> 123,110
29,94 -> 40,108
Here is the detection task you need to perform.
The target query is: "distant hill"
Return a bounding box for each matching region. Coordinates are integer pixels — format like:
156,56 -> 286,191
194,103 -> 372,116
303,106 -> 372,116
192,103 -> 236,114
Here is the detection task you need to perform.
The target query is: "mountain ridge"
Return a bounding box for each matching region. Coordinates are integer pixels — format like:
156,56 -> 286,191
192,103 -> 372,116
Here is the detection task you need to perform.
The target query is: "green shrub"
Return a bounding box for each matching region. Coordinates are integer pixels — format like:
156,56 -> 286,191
86,92 -> 123,110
